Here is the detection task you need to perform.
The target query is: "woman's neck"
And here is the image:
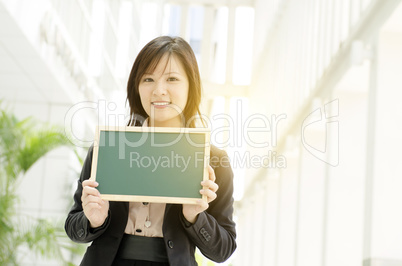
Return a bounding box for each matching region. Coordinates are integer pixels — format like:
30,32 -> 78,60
148,117 -> 184,128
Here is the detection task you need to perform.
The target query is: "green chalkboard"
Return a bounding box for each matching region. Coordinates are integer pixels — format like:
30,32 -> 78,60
90,126 -> 210,204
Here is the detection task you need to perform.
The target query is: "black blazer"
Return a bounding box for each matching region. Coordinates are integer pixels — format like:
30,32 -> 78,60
65,144 -> 237,266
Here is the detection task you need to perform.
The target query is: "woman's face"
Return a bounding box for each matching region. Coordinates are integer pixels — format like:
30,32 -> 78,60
139,55 -> 189,127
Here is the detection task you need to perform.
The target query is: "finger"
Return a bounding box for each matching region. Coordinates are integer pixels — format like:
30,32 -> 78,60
81,186 -> 101,203
82,179 -> 99,188
201,180 -> 219,193
84,202 -> 103,211
83,185 -> 100,197
84,200 -> 109,213
82,195 -> 103,207
207,165 -> 216,182
200,189 -> 217,203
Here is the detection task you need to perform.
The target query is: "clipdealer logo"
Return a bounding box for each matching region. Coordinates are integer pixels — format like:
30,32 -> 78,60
64,99 -> 339,168
301,99 -> 339,167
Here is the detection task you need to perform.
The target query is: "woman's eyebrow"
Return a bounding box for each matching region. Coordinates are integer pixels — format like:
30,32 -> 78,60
164,71 -> 183,76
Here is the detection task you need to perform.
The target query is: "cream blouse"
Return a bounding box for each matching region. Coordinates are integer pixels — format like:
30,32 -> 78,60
124,118 -> 166,237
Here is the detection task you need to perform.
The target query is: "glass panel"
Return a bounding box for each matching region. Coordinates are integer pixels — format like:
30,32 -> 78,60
87,0 -> 104,76
139,2 -> 160,46
83,0 -> 93,16
104,18 -> 117,66
210,7 -> 228,84
228,97 -> 249,200
115,1 -> 133,78
162,4 -> 181,36
209,96 -> 226,148
341,0 -> 349,43
233,6 -> 255,86
189,6 -> 204,63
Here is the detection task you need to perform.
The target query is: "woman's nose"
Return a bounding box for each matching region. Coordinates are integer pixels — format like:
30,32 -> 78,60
153,81 -> 167,95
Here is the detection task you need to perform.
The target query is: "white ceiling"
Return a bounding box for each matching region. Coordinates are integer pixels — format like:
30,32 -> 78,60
382,1 -> 402,33
1,0 -> 400,107
0,1 -> 71,105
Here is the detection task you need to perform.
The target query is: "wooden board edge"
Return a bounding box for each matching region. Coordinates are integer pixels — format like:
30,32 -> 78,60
90,126 -> 100,181
100,194 -> 201,204
202,131 -> 211,203
97,125 -> 211,134
93,126 -> 211,203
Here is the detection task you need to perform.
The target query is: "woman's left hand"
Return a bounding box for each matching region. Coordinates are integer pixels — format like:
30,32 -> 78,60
182,165 -> 219,224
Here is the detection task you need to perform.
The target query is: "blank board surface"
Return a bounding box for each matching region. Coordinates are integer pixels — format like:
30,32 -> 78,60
91,126 -> 210,204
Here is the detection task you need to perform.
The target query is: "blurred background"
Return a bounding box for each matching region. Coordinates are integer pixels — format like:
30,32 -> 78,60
0,0 -> 402,265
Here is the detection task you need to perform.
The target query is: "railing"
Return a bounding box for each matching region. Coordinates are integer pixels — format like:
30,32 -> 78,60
246,0 -> 401,192
49,0 -> 142,93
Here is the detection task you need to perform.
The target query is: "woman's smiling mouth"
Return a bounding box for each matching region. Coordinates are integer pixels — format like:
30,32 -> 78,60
152,101 -> 171,108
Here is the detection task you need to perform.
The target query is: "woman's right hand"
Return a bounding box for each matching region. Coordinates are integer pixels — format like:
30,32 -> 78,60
81,180 -> 109,228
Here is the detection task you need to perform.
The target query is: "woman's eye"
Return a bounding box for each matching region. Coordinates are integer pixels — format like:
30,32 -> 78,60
167,77 -> 178,81
143,78 -> 153,82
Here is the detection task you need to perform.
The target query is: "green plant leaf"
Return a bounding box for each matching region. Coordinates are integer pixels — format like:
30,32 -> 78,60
0,105 -> 82,265
18,128 -> 70,172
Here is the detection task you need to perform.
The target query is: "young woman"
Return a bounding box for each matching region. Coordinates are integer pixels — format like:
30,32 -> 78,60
65,36 -> 236,266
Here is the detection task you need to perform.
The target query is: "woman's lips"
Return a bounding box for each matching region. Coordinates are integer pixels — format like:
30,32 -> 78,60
152,101 -> 171,108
